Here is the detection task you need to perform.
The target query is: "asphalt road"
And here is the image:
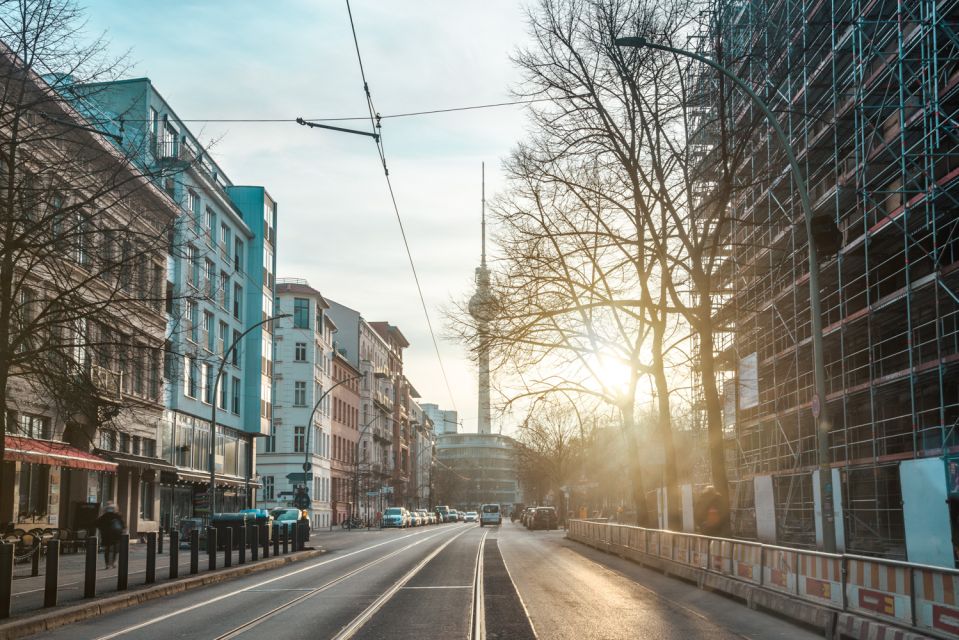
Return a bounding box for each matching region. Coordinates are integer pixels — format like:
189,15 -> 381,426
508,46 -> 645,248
25,521 -> 822,639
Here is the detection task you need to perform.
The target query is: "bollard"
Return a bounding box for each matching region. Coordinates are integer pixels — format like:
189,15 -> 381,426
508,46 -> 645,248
261,524 -> 268,559
43,539 -> 60,608
30,537 -> 40,577
189,529 -> 199,575
146,532 -> 157,584
273,524 -> 279,557
282,523 -> 289,555
223,527 -> 232,568
84,536 -> 97,598
170,530 -> 179,580
207,527 -> 217,571
0,543 -> 13,619
250,525 -> 258,562
117,534 -> 129,591
238,526 -> 246,565
157,528 -> 164,555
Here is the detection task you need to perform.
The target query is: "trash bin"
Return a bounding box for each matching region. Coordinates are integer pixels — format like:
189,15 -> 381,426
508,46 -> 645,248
239,508 -> 273,542
178,517 -> 205,549
210,513 -> 249,550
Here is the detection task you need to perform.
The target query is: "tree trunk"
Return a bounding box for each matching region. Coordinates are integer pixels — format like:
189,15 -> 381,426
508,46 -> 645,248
652,315 -> 682,530
621,404 -> 649,527
697,320 -> 730,533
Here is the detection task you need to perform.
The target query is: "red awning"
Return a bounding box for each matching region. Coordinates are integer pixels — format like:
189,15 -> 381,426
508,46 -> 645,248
5,436 -> 118,473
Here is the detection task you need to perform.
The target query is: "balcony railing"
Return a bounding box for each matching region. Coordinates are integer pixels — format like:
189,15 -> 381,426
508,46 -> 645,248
89,364 -> 122,401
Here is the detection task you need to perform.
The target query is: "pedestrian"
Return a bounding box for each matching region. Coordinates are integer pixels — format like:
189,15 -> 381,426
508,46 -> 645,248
95,501 -> 125,569
695,485 -> 729,537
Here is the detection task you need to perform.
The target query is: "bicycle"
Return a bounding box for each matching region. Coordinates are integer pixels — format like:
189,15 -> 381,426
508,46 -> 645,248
341,516 -> 364,529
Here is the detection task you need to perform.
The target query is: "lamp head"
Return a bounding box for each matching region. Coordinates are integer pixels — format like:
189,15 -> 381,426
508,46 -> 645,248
614,36 -> 649,48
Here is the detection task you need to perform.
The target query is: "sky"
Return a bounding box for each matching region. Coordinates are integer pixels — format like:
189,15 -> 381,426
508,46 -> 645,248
81,0 -> 537,434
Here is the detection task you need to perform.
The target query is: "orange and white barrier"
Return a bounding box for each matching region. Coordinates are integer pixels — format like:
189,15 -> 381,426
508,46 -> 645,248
762,547 -> 798,595
915,565 -> 959,637
731,541 -> 763,585
795,551 -> 843,608
845,557 -> 911,626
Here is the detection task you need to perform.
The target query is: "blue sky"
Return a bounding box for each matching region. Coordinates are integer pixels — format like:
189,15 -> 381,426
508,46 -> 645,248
81,0 -> 535,432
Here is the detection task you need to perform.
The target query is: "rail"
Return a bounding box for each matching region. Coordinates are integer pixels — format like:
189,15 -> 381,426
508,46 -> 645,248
567,519 -> 959,639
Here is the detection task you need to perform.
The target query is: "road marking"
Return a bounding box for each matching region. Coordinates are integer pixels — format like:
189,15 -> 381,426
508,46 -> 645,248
91,526 -> 451,640
331,526 -> 473,640
498,534 -> 539,639
470,528 -> 490,640
212,530 -> 455,640
401,585 -> 471,589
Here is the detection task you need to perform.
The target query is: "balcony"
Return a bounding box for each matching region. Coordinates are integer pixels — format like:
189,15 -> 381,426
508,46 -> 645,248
89,364 -> 122,402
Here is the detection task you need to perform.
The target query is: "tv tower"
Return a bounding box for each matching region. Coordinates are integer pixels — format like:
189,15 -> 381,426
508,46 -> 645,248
468,163 -> 494,435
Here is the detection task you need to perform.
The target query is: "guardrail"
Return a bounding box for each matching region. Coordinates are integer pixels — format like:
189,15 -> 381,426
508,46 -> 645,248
567,519 -> 959,639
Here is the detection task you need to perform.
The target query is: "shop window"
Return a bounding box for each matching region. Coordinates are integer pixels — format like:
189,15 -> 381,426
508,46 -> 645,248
17,463 -> 49,518
140,480 -> 154,519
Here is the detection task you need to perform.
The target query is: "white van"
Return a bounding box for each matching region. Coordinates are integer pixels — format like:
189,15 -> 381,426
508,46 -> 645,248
479,503 -> 501,526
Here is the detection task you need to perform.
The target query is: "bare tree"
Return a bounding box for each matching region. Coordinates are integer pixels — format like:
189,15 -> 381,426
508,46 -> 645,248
0,0 -> 187,465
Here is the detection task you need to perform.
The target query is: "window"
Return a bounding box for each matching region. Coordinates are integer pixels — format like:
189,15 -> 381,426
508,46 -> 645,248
184,356 -> 198,398
140,480 -> 154,519
261,334 -> 273,376
132,436 -> 141,456
232,329 -> 241,367
204,259 -> 215,297
233,284 -> 242,320
220,272 -> 229,308
217,321 -> 227,356
187,190 -> 200,228
100,430 -> 116,451
17,463 -> 49,517
118,432 -> 130,453
220,224 -> 231,258
293,298 -> 310,329
16,414 -> 51,439
261,476 -> 274,501
234,239 -> 244,273
186,244 -> 199,288
201,364 -> 213,404
294,426 -> 306,453
265,424 -> 276,453
294,381 -> 307,407
186,300 -> 198,343
204,208 -> 216,246
218,371 -> 228,410
294,342 -> 307,362
203,311 -> 214,351
231,377 -> 241,414
142,438 -> 156,458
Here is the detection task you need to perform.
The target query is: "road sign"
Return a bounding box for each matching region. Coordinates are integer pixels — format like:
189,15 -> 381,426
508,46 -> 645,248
302,462 -> 312,472
366,491 -> 380,497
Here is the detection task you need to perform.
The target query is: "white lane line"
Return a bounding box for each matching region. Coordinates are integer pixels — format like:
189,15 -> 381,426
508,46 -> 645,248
498,535 -> 540,639
401,585 -> 471,590
470,528 -> 490,640
213,530 -> 455,640
331,527 -> 473,640
92,526 -> 452,640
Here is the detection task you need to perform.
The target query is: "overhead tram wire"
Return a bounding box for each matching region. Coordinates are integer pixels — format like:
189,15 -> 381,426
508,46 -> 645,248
344,0 -> 458,412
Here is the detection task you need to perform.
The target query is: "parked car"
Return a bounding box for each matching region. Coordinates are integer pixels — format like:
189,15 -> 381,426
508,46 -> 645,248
435,505 -> 451,523
480,504 -> 502,526
510,504 -> 526,522
270,508 -> 310,533
383,507 -> 408,528
530,506 -> 558,530
416,509 -> 433,525
449,509 -> 460,522
464,511 -> 478,523
521,507 -> 536,527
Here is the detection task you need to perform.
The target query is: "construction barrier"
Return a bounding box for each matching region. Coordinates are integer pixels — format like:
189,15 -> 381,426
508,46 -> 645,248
566,520 -> 959,639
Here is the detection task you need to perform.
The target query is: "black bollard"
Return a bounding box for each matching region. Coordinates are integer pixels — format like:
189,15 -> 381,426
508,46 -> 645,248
189,529 -> 199,575
30,537 -> 40,577
157,528 -> 164,555
282,523 -> 289,555
84,536 -> 97,598
273,524 -> 279,557
43,539 -> 60,608
250,525 -> 258,562
117,534 -> 129,591
145,532 -> 156,584
0,543 -> 13,619
207,527 -> 217,571
238,526 -> 246,565
170,530 -> 179,580
260,524 -> 268,559
223,527 -> 232,568
294,521 -> 302,552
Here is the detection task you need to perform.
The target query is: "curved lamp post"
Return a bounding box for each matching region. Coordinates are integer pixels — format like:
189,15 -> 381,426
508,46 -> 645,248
208,313 -> 291,517
615,36 -> 839,552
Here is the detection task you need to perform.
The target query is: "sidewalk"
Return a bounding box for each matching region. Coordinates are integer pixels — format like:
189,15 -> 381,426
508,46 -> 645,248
8,534 -> 309,617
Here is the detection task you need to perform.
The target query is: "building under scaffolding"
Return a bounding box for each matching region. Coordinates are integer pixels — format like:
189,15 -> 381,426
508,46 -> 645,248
708,0 -> 959,565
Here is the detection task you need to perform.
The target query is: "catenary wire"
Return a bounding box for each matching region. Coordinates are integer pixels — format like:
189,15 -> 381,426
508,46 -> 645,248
345,0 -> 458,412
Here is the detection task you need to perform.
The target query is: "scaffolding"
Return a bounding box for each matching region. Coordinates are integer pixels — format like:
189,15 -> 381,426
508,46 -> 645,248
708,0 -> 959,558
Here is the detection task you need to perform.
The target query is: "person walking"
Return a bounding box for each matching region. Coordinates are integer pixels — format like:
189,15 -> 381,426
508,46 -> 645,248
695,486 -> 729,537
95,501 -> 125,569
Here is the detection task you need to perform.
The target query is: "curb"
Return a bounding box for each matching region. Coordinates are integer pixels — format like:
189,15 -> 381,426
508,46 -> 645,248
0,548 -> 325,640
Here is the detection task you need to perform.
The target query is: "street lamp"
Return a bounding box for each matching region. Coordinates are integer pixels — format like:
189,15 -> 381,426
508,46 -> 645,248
350,415 -> 380,529
615,36 -> 841,552
208,313 -> 291,517
298,371 -> 368,512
